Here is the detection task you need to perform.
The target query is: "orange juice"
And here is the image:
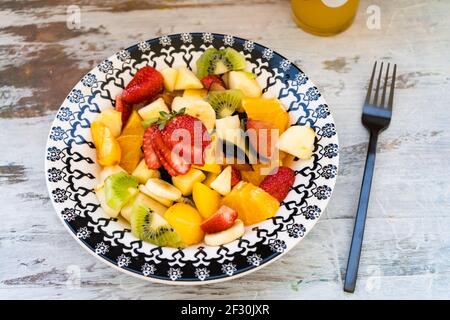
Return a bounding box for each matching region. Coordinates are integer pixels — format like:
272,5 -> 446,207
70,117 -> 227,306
291,0 -> 360,36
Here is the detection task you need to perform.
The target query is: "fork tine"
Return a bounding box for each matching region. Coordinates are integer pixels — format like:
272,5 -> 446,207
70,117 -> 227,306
373,62 -> 384,106
365,62 -> 377,104
387,64 -> 397,110
380,63 -> 390,107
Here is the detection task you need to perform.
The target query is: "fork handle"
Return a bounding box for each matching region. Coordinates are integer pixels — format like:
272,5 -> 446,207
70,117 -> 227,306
344,130 -> 379,293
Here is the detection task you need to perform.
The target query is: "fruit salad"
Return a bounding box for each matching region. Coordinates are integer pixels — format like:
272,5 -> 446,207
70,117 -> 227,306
91,47 -> 316,248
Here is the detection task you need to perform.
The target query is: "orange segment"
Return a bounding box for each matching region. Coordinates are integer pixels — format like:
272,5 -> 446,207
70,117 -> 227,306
91,121 -> 121,166
90,121 -> 104,147
242,98 -> 289,134
121,110 -> 145,137
246,185 -> 279,225
222,181 -> 279,225
164,203 -> 204,245
116,135 -> 143,173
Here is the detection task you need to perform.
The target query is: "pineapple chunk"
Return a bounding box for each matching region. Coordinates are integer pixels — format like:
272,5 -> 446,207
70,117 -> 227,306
138,98 -> 169,120
96,108 -> 122,138
160,68 -> 178,92
174,67 -> 203,90
277,125 -> 316,160
132,159 -> 160,184
210,166 -> 232,196
171,168 -> 206,196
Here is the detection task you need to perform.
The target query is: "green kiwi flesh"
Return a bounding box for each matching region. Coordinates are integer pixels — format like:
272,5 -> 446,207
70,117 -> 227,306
131,204 -> 185,248
196,47 -> 246,79
220,48 -> 246,71
207,89 -> 243,118
105,172 -> 138,210
196,48 -> 223,79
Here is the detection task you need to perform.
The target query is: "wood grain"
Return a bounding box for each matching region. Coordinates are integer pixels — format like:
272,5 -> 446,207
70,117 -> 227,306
1,0 -> 449,299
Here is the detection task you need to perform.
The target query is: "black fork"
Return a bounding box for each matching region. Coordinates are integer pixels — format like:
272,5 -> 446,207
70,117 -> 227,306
343,62 -> 397,293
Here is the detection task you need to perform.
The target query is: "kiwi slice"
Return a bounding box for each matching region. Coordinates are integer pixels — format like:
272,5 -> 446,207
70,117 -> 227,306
104,172 -> 139,210
196,48 -> 223,79
207,89 -> 243,118
131,204 -> 185,248
197,48 -> 246,79
220,48 -> 246,71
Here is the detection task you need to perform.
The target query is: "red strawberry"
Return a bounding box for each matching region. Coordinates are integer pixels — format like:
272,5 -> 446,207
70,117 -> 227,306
231,167 -> 241,187
259,166 -> 295,202
200,205 -> 238,234
153,128 -> 191,176
152,139 -> 179,177
162,114 -> 211,165
201,75 -> 225,91
246,119 -> 277,158
122,66 -> 163,104
142,125 -> 161,169
115,95 -> 132,126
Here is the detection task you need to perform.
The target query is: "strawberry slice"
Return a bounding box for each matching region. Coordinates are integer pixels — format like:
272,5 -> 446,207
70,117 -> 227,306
115,95 -> 132,126
122,66 -> 164,104
201,75 -> 226,91
231,166 -> 241,187
162,114 -> 211,165
200,205 -> 238,234
142,125 -> 161,169
153,128 -> 191,176
152,138 -> 179,177
259,166 -> 295,202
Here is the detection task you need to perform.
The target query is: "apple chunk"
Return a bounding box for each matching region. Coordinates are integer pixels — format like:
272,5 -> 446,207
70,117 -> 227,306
277,125 -> 316,160
228,71 -> 261,98
210,166 -> 232,196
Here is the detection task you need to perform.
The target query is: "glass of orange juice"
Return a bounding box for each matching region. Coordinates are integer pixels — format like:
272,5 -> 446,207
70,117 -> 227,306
291,0 -> 360,36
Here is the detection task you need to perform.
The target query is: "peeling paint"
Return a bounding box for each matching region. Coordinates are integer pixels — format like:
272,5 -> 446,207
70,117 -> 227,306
0,164 -> 26,184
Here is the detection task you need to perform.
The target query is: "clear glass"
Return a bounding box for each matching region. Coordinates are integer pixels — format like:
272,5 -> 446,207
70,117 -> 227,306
291,0 -> 360,36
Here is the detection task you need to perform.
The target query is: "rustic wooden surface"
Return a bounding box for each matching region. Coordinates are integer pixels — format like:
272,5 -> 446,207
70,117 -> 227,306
1,0 -> 449,300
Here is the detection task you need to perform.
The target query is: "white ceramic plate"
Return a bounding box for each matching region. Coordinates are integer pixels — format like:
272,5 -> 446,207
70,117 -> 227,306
45,33 -> 339,284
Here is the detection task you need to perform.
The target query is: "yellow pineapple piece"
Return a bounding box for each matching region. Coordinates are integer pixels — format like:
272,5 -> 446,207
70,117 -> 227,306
91,121 -> 121,166
121,110 -> 145,137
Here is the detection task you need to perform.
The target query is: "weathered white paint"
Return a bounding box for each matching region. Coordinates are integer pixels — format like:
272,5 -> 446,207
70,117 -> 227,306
0,0 -> 449,299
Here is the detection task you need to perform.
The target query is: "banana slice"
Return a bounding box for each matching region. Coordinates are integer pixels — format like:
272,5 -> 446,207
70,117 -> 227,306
171,97 -> 216,131
145,178 -> 182,201
204,219 -> 245,246
139,184 -> 173,207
